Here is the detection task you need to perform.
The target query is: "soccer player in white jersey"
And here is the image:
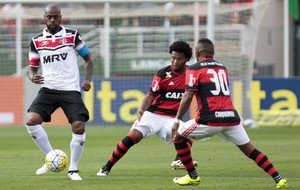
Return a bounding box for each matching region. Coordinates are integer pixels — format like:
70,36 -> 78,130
25,4 -> 93,181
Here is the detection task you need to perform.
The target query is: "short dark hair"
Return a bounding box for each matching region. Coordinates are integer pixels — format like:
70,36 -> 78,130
196,38 -> 214,57
169,40 -> 193,61
45,3 -> 61,15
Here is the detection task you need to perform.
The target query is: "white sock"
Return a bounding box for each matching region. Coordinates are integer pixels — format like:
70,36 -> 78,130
26,124 -> 53,155
69,133 -> 86,171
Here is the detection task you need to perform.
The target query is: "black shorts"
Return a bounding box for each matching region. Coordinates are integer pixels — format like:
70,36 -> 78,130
28,87 -> 89,123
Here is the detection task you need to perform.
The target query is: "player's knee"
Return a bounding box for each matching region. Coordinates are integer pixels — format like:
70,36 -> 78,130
26,112 -> 42,125
238,141 -> 255,156
129,129 -> 143,143
172,135 -> 185,143
71,121 -> 85,134
172,139 -> 181,144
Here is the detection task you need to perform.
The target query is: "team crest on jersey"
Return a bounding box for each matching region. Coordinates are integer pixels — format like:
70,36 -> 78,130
165,71 -> 172,78
60,38 -> 67,45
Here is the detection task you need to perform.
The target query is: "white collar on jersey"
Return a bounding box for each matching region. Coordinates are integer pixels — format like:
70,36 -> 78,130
42,25 -> 66,38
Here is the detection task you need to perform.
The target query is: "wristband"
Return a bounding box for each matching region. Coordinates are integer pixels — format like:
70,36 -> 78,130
174,118 -> 181,124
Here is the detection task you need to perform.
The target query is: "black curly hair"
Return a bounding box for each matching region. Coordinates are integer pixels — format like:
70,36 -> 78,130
169,40 -> 192,61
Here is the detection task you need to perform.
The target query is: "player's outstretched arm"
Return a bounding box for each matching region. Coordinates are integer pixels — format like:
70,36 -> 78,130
172,91 -> 194,140
176,91 -> 194,120
137,94 -> 154,121
81,53 -> 94,91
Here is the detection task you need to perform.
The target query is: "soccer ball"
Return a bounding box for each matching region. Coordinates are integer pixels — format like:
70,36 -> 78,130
242,119 -> 258,129
45,149 -> 68,172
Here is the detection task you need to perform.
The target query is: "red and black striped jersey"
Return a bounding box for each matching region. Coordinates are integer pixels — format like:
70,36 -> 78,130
185,58 -> 240,126
147,65 -> 186,117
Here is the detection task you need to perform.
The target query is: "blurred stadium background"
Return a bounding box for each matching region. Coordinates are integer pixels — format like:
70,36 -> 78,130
0,0 -> 299,127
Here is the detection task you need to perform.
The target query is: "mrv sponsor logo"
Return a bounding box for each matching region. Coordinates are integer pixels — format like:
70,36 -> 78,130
43,53 -> 68,64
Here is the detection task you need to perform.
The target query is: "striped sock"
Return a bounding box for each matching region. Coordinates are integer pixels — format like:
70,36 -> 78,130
174,140 -> 198,179
105,134 -> 136,170
174,138 -> 193,160
249,149 -> 283,183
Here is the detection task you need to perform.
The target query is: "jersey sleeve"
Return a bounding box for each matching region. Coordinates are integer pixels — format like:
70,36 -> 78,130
28,39 -> 40,67
185,69 -> 199,91
74,32 -> 90,57
148,75 -> 162,97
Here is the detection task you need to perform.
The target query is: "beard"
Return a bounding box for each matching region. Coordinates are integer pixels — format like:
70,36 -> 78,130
46,24 -> 59,34
172,64 -> 181,71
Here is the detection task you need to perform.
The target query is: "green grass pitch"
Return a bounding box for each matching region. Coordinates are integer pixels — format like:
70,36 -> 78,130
0,126 -> 299,190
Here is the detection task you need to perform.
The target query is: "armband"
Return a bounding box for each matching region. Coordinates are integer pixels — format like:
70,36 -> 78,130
78,45 -> 90,57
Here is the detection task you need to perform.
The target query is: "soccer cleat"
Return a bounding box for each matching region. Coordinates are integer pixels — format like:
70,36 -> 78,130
68,170 -> 82,181
96,166 -> 110,176
171,160 -> 198,170
276,179 -> 289,188
173,174 -> 201,186
36,164 -> 49,175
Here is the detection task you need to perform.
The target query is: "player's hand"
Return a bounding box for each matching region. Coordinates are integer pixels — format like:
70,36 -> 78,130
172,123 -> 179,141
137,110 -> 144,122
31,74 -> 44,84
81,80 -> 91,91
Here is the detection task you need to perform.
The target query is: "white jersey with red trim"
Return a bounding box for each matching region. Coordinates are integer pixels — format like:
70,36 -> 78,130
28,26 -> 86,92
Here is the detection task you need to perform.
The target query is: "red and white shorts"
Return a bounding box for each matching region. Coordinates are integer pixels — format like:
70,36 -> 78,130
177,119 -> 250,145
131,111 -> 174,143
